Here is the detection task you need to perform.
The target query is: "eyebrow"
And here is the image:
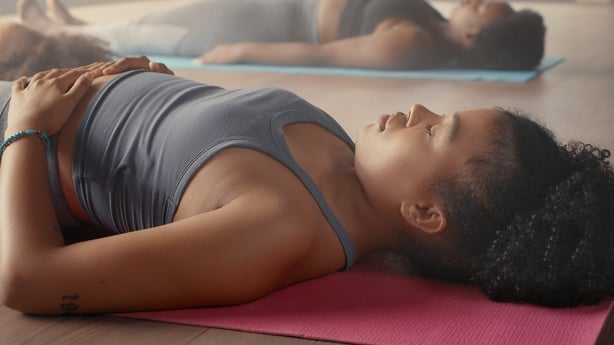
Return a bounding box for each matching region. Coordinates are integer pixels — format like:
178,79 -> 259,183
448,112 -> 460,143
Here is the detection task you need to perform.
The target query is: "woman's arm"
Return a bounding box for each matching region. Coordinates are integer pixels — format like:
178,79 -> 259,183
0,56 -> 171,252
0,69 -> 94,310
2,189 -> 313,314
0,66 -> 314,314
195,24 -> 439,70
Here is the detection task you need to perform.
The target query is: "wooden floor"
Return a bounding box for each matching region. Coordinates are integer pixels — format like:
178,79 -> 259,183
1,1 -> 614,344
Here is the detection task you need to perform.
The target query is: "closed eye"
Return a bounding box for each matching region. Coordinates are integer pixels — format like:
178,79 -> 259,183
425,123 -> 433,137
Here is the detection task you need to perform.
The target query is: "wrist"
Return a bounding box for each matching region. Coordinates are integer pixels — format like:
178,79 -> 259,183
5,122 -> 44,137
0,129 -> 51,160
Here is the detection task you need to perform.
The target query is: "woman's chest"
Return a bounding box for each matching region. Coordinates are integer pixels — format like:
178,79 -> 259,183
174,123 -> 354,221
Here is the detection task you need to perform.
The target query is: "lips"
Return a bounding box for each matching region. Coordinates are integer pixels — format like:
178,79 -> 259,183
378,114 -> 391,131
378,112 -> 407,131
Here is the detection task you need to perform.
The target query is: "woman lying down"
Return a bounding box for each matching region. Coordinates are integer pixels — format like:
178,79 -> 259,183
0,57 -> 612,314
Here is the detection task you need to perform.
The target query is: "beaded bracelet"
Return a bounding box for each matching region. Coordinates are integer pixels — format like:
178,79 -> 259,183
0,129 -> 51,160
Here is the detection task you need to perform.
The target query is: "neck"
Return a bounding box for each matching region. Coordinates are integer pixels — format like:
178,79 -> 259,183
435,21 -> 467,52
326,162 -> 406,262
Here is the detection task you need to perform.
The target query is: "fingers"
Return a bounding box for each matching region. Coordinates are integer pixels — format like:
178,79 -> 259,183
28,68 -> 71,87
24,69 -> 92,94
45,68 -> 67,78
77,62 -> 107,75
28,62 -> 104,85
29,70 -> 51,84
25,55 -> 172,86
149,61 -> 174,75
101,56 -> 174,75
56,69 -> 91,91
80,62 -> 107,79
65,72 -> 94,99
12,77 -> 28,93
102,55 -> 150,75
82,62 -> 107,70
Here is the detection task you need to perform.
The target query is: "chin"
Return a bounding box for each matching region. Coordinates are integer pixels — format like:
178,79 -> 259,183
355,124 -> 371,144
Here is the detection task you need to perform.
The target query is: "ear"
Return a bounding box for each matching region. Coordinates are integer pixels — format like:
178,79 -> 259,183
400,201 -> 447,235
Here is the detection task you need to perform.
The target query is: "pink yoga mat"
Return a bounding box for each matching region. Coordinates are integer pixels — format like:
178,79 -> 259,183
118,259 -> 612,345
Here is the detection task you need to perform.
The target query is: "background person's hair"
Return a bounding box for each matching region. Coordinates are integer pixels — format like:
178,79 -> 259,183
402,109 -> 614,307
1,30 -> 112,80
459,10 -> 546,70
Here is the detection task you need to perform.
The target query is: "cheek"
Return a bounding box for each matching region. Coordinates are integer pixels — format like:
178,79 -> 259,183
358,141 -> 426,185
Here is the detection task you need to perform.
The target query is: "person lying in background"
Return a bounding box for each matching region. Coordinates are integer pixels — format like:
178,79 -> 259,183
1,57 -> 612,315
1,0 -> 545,80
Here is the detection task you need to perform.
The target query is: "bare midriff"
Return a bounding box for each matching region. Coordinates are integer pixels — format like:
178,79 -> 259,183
55,75 -> 116,222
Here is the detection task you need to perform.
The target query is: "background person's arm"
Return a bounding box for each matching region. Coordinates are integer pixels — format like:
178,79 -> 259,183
195,24 -> 441,70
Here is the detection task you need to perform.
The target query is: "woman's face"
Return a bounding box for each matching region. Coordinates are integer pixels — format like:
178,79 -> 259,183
355,104 -> 501,212
449,0 -> 515,46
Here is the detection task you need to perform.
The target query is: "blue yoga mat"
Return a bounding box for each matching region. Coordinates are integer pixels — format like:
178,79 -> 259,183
145,55 -> 563,83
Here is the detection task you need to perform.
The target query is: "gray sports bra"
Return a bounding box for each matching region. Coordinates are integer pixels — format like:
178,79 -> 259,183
338,0 -> 446,38
73,70 -> 356,268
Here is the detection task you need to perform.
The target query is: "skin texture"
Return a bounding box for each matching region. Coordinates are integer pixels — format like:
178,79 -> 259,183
355,106 -> 499,233
0,58 -> 499,315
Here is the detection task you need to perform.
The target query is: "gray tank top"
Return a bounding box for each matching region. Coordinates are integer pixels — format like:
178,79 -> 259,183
339,0 -> 445,38
74,70 -> 356,268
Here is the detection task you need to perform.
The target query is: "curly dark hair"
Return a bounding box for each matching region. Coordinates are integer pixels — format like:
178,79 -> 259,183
476,140 -> 614,307
1,24 -> 112,80
402,109 -> 614,307
459,10 -> 546,70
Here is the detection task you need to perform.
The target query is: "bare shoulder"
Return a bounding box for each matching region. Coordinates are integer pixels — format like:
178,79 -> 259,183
373,19 -> 436,49
236,169 -> 348,279
371,19 -> 444,68
211,178 -> 344,291
239,176 -> 330,253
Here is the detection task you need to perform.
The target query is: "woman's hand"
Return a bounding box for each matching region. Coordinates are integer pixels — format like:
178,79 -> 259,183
5,56 -> 173,136
100,55 -> 174,75
7,68 -> 94,136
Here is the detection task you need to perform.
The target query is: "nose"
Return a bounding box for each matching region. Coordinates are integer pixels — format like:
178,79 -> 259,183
407,104 -> 440,127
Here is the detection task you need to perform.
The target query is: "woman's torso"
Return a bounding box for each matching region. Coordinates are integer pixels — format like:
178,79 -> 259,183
333,0 -> 445,39
121,0 -> 444,56
56,71 -> 356,268
129,0 -> 322,56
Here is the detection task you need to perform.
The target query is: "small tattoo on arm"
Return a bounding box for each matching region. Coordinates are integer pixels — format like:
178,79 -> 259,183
60,293 -> 80,315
